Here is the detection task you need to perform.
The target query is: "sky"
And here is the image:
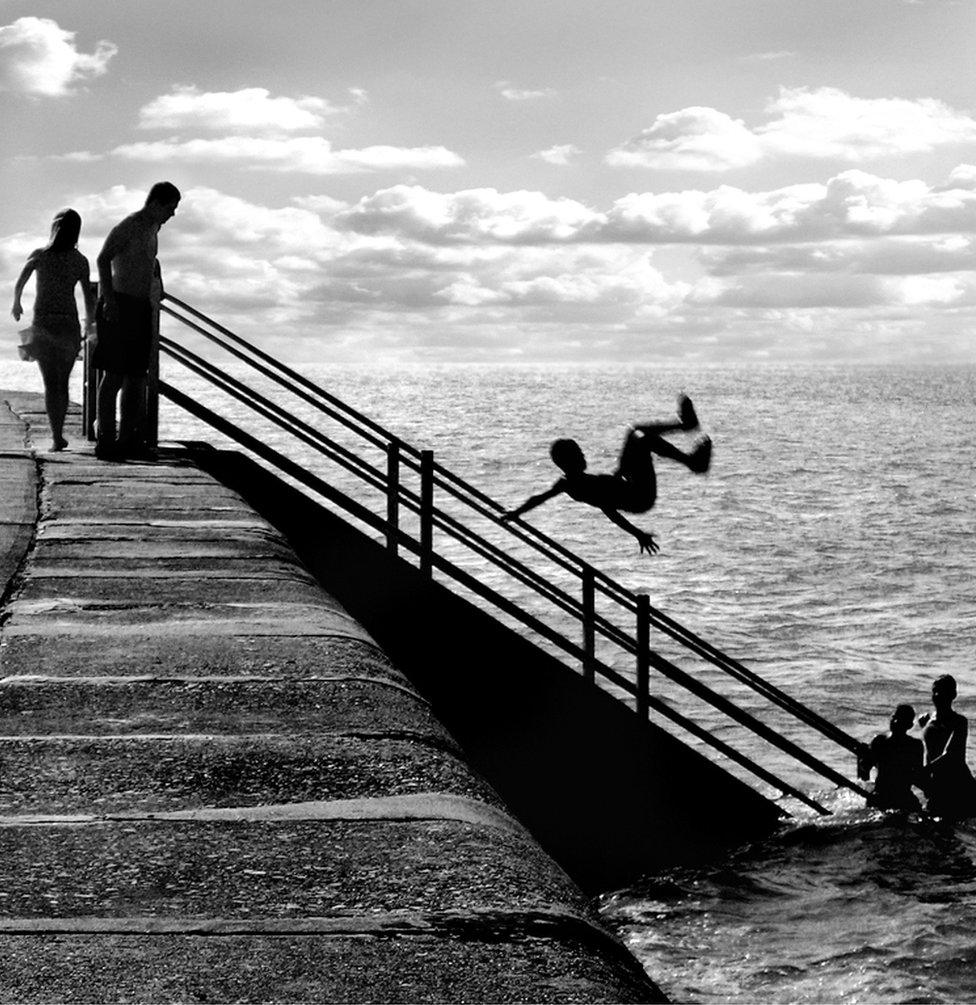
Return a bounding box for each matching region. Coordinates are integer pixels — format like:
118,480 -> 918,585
1,0 -> 975,364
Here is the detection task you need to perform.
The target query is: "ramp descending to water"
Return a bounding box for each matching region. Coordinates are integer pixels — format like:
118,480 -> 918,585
148,296 -> 871,826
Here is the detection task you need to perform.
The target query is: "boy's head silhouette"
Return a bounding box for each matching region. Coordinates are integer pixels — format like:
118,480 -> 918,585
890,704 -> 915,734
932,674 -> 957,709
550,438 -> 586,475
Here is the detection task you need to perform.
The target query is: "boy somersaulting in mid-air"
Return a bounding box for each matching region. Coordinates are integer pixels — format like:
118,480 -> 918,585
501,394 -> 712,555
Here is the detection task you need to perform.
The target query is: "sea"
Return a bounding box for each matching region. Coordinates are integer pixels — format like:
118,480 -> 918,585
3,354 -> 975,1004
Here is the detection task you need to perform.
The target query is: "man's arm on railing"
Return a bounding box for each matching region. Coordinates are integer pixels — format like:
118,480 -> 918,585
501,481 -> 565,521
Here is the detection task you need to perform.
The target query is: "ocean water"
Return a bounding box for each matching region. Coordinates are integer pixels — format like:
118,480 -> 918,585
3,353 -> 975,1002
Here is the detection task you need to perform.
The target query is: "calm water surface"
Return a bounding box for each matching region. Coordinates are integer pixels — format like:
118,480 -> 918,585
3,356 -> 974,1003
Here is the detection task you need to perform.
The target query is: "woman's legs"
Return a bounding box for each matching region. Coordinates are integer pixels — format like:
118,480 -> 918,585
36,353 -> 74,449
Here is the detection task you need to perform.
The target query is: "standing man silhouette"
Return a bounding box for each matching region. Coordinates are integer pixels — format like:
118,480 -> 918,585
93,182 -> 180,459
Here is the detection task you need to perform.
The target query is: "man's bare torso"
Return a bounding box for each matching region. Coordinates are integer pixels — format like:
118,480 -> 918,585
106,210 -> 158,298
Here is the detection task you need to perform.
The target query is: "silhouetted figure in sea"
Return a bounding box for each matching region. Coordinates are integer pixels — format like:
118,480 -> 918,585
919,674 -> 976,820
94,181 -> 180,460
11,208 -> 96,451
501,394 -> 711,555
857,703 -> 925,813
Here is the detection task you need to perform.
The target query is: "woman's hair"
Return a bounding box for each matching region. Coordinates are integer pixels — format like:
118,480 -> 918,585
46,208 -> 81,252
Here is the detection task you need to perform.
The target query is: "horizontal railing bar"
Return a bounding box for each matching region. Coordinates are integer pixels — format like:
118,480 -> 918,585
160,337 -> 389,494
586,602 -> 859,753
159,380 -> 389,538
640,645 -> 870,799
164,297 -> 640,608
427,461 -> 640,608
398,546 -> 818,811
160,304 -> 392,455
162,375 -> 824,813
635,604 -> 861,753
641,700 -> 821,815
163,296 -> 406,451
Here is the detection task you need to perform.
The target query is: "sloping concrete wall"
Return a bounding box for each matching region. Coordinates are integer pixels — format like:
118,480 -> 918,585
197,448 -> 785,895
0,394 -> 664,1004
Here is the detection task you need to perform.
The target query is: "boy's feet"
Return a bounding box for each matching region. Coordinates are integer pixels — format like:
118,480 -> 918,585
678,393 -> 699,431
688,435 -> 712,473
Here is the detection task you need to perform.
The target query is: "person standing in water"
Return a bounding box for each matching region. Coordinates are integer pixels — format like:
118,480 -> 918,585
11,209 -> 95,451
501,394 -> 711,554
93,181 -> 180,459
857,704 -> 925,813
919,674 -> 976,820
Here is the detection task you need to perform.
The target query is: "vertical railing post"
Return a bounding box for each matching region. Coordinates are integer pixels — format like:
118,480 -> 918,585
144,301 -> 160,450
82,280 -> 99,441
386,440 -> 400,555
420,449 -> 434,577
636,593 -> 650,721
582,565 -> 595,684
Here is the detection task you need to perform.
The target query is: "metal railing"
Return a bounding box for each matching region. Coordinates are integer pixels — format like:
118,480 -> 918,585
156,294 -> 871,815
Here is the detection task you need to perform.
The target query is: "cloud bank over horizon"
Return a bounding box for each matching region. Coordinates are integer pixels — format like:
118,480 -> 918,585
2,6 -> 975,364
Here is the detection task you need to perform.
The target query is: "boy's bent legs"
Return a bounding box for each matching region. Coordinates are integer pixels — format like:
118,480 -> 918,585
621,428 -> 712,474
614,431 -> 658,512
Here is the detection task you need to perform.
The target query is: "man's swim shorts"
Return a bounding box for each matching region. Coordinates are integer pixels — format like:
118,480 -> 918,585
92,293 -> 153,376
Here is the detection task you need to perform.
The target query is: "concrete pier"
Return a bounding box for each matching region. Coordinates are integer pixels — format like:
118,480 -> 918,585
0,393 -> 663,1003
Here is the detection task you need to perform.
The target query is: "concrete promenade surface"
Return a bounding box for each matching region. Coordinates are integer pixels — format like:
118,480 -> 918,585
0,392 -> 664,1004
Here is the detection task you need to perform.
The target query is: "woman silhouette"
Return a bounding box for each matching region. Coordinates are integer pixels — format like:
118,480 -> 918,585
11,208 -> 95,451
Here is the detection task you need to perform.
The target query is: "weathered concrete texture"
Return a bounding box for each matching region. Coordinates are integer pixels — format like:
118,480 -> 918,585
0,677 -> 448,735
0,735 -> 500,813
0,393 -> 664,1004
0,928 -> 655,1005
0,401 -> 36,607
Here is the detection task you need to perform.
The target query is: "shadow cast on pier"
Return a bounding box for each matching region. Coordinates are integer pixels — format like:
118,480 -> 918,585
196,446 -> 783,895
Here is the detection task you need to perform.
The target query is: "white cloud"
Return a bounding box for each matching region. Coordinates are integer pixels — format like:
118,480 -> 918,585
0,16 -> 116,96
7,179 -> 976,364
334,169 -> 976,247
533,144 -> 581,165
138,86 -> 337,132
606,107 -> 763,171
494,80 -> 557,101
607,87 -> 976,171
758,86 -> 976,161
741,50 -> 797,62
701,235 -> 976,277
105,136 -> 465,174
336,185 -> 602,243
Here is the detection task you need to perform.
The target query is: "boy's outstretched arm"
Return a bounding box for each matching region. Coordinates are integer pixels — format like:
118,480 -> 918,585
501,482 -> 564,521
601,507 -> 659,555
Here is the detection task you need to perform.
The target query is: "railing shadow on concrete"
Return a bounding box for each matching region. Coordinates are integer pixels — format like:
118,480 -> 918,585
116,294 -> 871,817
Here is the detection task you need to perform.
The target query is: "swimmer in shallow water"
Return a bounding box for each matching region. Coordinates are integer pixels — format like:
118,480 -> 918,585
857,703 -> 925,813
501,394 -> 711,555
919,674 -> 976,820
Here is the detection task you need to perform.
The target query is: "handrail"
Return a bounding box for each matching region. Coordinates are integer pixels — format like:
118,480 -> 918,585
157,377 -> 830,818
157,295 -> 872,811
